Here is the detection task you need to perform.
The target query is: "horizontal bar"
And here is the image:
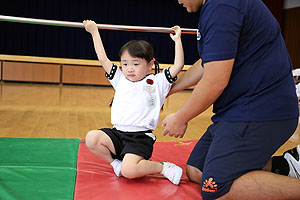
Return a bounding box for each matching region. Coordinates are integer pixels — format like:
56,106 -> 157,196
0,15 -> 198,35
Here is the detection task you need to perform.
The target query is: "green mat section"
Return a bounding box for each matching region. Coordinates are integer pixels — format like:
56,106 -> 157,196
0,138 -> 80,200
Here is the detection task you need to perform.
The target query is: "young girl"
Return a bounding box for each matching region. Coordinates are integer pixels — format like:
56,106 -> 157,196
83,20 -> 184,185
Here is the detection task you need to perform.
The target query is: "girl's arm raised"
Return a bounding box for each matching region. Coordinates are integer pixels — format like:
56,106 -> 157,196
169,26 -> 184,78
83,20 -> 112,73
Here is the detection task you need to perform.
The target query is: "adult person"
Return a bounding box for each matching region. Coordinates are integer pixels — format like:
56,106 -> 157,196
162,0 -> 300,199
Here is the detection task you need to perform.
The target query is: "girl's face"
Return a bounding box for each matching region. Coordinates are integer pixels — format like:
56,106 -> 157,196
120,50 -> 153,82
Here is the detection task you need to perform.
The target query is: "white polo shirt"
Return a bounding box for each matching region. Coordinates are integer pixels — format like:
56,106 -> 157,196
106,64 -> 176,132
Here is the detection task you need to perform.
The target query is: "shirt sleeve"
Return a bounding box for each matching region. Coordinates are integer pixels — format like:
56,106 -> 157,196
154,68 -> 177,98
105,64 -> 123,89
164,67 -> 178,84
201,4 -> 244,63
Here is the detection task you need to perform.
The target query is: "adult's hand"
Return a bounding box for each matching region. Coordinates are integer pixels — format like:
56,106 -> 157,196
162,112 -> 187,138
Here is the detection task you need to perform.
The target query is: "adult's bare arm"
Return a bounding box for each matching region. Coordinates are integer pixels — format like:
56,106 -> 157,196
168,58 -> 203,96
162,59 -> 234,138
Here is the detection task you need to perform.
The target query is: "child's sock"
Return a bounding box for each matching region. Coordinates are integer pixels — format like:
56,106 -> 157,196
161,162 -> 183,185
110,159 -> 122,177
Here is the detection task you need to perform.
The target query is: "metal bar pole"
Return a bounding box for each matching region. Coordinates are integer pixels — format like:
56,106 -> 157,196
0,15 -> 198,35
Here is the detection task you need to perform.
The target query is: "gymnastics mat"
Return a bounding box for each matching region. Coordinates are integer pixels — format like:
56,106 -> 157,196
74,139 -> 202,200
0,138 -> 80,200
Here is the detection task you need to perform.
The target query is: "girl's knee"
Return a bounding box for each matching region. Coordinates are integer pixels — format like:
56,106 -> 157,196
120,163 -> 138,179
85,130 -> 101,149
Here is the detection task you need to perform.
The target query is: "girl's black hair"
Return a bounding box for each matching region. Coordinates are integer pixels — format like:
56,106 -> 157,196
119,40 -> 160,74
119,40 -> 154,63
154,59 -> 160,74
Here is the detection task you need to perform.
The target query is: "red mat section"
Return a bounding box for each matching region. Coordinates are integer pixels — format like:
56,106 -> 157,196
74,139 -> 202,200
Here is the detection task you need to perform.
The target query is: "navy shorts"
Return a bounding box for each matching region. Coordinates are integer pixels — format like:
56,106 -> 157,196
100,128 -> 156,160
187,118 -> 298,200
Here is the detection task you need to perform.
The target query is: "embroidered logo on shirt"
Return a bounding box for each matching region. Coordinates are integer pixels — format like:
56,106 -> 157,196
146,78 -> 154,85
202,177 -> 218,193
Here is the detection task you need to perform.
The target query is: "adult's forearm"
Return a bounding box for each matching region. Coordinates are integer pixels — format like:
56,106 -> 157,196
175,78 -> 221,123
169,58 -> 203,95
175,59 -> 234,123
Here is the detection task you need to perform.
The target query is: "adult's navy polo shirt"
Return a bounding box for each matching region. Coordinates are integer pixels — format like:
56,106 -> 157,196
197,0 -> 299,122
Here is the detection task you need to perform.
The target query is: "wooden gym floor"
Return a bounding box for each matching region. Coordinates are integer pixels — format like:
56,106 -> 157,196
0,81 -> 299,156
